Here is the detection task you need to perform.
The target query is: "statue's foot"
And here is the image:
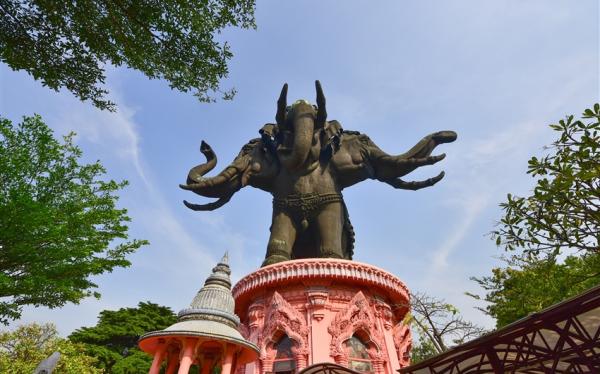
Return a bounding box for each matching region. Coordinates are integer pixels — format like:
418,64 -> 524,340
261,254 -> 290,267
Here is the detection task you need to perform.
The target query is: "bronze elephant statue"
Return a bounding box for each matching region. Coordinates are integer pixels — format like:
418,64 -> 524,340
181,81 -> 457,266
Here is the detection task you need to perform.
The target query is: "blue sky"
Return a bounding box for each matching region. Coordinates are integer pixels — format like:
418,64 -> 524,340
1,1 -> 598,335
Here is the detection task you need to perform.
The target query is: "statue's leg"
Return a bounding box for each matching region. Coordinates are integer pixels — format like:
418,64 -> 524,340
262,211 -> 297,267
316,202 -> 344,259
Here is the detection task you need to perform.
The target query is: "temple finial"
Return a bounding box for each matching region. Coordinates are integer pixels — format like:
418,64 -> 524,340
220,251 -> 229,265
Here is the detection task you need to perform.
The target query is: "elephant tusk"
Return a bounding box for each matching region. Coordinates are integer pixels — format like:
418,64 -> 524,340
385,171 -> 445,191
179,183 -> 198,191
180,165 -> 241,191
276,83 -> 288,125
315,80 -> 327,126
183,195 -> 233,211
179,176 -> 226,191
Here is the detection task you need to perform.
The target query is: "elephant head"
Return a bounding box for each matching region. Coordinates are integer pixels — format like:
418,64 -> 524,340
180,138 -> 279,211
272,81 -> 328,171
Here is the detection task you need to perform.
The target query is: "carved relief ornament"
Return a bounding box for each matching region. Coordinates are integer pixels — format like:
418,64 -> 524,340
327,291 -> 385,362
393,323 -> 413,367
260,292 -> 309,356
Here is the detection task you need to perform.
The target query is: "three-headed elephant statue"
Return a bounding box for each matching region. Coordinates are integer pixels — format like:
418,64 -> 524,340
181,81 -> 457,266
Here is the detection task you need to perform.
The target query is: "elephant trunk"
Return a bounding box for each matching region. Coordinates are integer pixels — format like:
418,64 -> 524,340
279,103 -> 314,171
187,141 -> 217,185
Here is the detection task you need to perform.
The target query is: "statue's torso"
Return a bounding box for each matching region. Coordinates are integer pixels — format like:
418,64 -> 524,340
272,162 -> 340,199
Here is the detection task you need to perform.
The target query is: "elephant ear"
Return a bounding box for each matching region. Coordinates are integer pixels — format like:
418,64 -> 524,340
320,120 -> 344,160
236,139 -> 260,187
237,138 -> 277,189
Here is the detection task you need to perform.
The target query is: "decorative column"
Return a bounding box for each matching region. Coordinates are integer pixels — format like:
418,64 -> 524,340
372,359 -> 385,374
293,348 -> 308,371
222,347 -> 234,374
149,340 -> 167,374
261,357 -> 273,373
178,338 -> 197,374
333,354 -> 348,367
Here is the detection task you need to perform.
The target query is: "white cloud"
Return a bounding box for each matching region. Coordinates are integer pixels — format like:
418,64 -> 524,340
430,194 -> 489,273
51,92 -> 148,186
467,121 -> 541,168
427,121 -> 537,272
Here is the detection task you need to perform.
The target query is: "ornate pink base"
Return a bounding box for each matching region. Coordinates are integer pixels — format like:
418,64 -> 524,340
232,259 -> 412,374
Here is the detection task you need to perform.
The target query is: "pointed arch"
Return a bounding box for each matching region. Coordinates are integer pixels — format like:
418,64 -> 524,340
259,292 -> 309,371
328,291 -> 385,364
260,292 -> 308,353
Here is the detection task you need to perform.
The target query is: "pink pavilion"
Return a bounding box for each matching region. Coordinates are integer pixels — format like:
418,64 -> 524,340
139,253 -> 259,374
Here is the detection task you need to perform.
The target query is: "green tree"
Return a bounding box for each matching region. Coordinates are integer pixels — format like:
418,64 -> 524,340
472,252 -> 600,328
0,115 -> 147,324
0,0 -> 255,110
410,334 -> 438,365
492,105 -> 600,255
69,301 -> 177,373
0,322 -> 101,373
474,105 -> 600,327
408,293 -> 486,364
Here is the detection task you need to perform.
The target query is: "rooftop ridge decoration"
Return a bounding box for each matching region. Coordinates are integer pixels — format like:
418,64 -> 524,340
180,80 -> 456,267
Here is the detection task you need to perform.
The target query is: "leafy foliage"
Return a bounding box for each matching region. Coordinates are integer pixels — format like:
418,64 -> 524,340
0,0 -> 256,110
471,251 -> 600,328
474,105 -> 600,328
69,302 -> 177,372
409,332 -> 439,365
408,292 -> 486,364
0,323 -> 100,373
0,115 -> 147,323
492,105 -> 600,255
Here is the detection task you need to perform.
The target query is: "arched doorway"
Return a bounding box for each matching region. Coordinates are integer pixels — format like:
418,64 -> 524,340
272,335 -> 296,374
345,335 -> 373,373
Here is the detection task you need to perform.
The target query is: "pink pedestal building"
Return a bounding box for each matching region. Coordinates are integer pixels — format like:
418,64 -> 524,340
232,259 -> 413,374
